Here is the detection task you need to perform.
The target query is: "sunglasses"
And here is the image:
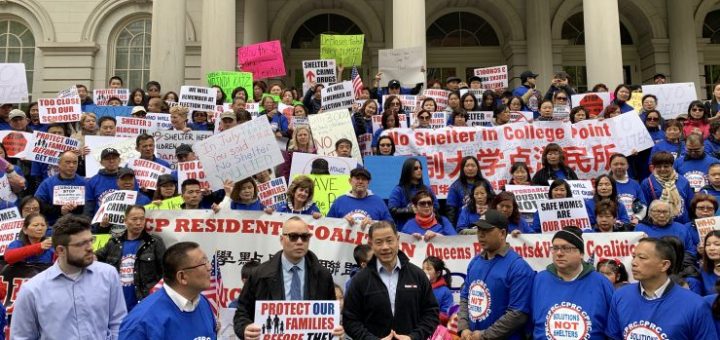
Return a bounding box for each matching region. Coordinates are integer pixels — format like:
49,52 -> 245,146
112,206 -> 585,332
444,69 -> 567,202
283,232 -> 312,242
691,108 -> 704,112
646,117 -> 659,122
419,115 -> 431,121
556,97 -> 568,101
417,201 -> 433,207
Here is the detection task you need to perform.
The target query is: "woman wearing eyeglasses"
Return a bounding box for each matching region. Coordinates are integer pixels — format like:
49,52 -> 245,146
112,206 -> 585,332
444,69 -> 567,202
413,110 -> 433,129
684,100 -> 711,139
389,158 -> 438,228
401,190 -> 456,241
684,194 -> 718,268
639,94 -> 658,123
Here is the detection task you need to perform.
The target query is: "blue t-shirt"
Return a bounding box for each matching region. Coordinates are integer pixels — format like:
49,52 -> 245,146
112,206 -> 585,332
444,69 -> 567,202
121,239 -> 142,311
649,140 -> 685,164
6,240 -> 54,264
584,198 -> 630,226
674,154 -> 720,191
457,207 -> 481,232
433,284 -> 454,316
327,194 -> 392,224
635,221 -> 695,257
230,200 -> 265,211
615,179 -> 647,213
35,174 -> 87,224
640,174 -> 694,223
703,294 -> 720,337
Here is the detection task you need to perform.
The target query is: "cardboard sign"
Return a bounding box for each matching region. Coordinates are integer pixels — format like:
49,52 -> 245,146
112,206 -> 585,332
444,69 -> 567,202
302,59 -> 337,86
257,177 -> 287,210
29,131 -> 80,165
695,216 -> 720,244
207,71 -> 254,103
237,40 -> 286,79
0,63 -> 29,103
309,109 -> 362,164
179,86 -> 218,113
505,185 -> 550,213
38,97 -> 82,123
472,65 -> 508,90
52,185 -> 85,206
423,89 -> 449,111
571,92 -> 611,118
0,207 -> 22,255
254,300 -> 340,337
306,174 -> 352,216
193,118 -> 284,191
85,136 -> 140,177
56,85 -> 78,99
320,81 -> 354,111
364,156 -> 430,199
320,34 -> 364,66
116,116 -> 153,138
641,82 -> 697,119
152,130 -> 213,169
537,198 -> 591,233
371,113 -> 408,133
91,190 -> 138,231
177,160 -> 210,190
93,88 -> 129,106
289,153 -> 359,179
128,159 -> 171,190
378,46 -> 425,85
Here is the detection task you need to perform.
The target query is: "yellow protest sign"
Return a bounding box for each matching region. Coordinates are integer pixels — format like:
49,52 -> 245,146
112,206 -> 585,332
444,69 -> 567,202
306,174 -> 351,216
320,34 -> 364,67
207,71 -> 254,103
93,234 -> 112,251
628,91 -> 643,112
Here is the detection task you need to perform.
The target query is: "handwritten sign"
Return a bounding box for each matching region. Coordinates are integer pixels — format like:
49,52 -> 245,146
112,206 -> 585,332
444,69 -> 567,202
320,34 -> 364,67
258,177 -> 287,210
320,81 -> 354,111
695,216 -> 720,243
29,131 -> 80,165
306,174 -> 352,216
473,65 -> 508,90
91,190 -> 138,230
38,97 -> 81,123
0,63 -> 29,103
192,117 -> 283,191
571,92 -> 611,118
309,109 -> 362,164
423,89 -> 449,111
505,185 -> 549,213
145,112 -> 173,131
179,86 -> 218,113
302,59 -> 337,86
254,300 -> 340,338
129,159 -> 171,190
56,85 -> 78,99
641,82 -> 697,119
53,186 -> 85,206
0,207 -> 22,255
116,117 -> 153,138
537,198 -> 590,233
237,40 -> 286,79
207,71 -> 254,103
378,47 -> 425,85
177,160 -> 210,190
93,88 -> 129,106
152,130 -> 213,169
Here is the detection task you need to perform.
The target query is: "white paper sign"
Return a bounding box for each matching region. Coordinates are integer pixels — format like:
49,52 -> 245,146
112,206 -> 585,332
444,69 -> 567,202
302,59 -> 337,86
116,117 -> 153,138
473,65 -> 508,90
91,190 -> 138,226
29,131 -> 80,165
537,197 -> 591,233
289,153 -> 359,179
466,111 -> 494,127
93,88 -> 129,106
320,81 -> 354,111
254,300 -> 340,336
128,159 -> 171,190
177,160 -> 211,190
378,46 -> 426,85
0,207 -> 22,255
53,186 -> 85,206
505,185 -> 549,213
146,112 -> 173,131
309,109 -> 363,163
179,86 -> 218,112
0,63 -> 29,103
641,82 -> 697,119
258,177 -> 288,209
570,92 -> 611,118
56,85 -> 79,99
152,130 -> 213,169
423,89 -> 449,111
38,97 -> 82,124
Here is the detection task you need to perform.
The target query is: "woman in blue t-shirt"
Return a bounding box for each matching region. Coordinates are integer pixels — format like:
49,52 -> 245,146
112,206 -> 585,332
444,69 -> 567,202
446,156 -> 493,227
275,175 -> 321,218
586,174 -> 631,225
698,231 -> 720,296
5,213 -> 53,265
422,256 -> 453,325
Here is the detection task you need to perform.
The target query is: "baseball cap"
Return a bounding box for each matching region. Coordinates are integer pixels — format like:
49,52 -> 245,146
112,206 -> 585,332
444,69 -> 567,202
471,210 -> 509,230
520,71 -> 539,83
446,76 -> 461,83
101,148 -> 120,159
157,174 -> 175,187
131,106 -> 147,116
653,73 -> 666,80
388,80 -> 401,89
468,75 -> 482,84
350,167 -> 372,180
219,110 -> 236,121
8,109 -> 26,120
175,144 -> 193,157
117,167 -> 135,178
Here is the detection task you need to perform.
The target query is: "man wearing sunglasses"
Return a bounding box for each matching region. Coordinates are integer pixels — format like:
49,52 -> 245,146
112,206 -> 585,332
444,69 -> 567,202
234,216 -> 344,339
12,214 -> 127,339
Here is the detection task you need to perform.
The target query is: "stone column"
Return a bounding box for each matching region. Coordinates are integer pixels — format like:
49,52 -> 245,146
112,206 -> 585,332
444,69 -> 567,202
242,0 -> 267,45
392,0 -> 426,83
201,0 -> 236,77
583,0 -> 624,87
668,0 -> 701,94
149,0 -> 187,90
526,0 -> 554,90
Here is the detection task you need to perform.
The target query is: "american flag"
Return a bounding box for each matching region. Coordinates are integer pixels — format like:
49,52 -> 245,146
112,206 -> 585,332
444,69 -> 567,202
351,66 -> 364,99
150,253 -> 226,316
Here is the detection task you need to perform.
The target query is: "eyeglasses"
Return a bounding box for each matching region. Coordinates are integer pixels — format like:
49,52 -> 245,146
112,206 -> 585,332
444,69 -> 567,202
283,232 -> 312,242
697,205 -> 716,211
651,210 -> 671,215
68,236 -> 96,248
379,143 -> 392,147
551,245 -> 578,253
418,116 -> 431,121
181,258 -> 211,271
555,97 -> 568,101
417,200 -> 433,207
691,108 -> 704,112
646,117 -> 659,122
390,102 -> 401,107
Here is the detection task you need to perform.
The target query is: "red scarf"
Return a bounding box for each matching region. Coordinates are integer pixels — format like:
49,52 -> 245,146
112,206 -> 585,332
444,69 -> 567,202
431,276 -> 447,289
415,213 -> 438,229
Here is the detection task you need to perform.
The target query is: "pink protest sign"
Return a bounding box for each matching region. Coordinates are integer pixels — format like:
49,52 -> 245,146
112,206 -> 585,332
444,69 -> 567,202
237,40 -> 286,79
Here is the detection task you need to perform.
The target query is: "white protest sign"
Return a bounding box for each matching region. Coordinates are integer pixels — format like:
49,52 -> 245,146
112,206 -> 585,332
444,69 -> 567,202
29,131 -> 80,166
93,88 -> 129,106
371,113 -> 408,133
85,136 -> 140,177
473,65 -> 508,90
116,117 -> 153,138
466,111 -> 494,127
694,216 -> 720,244
378,46 -> 425,85
146,112 -> 173,131
309,109 -> 362,164
549,179 -> 594,199
56,85 -> 78,99
409,111 -> 447,129
570,92 -> 611,118
381,95 -> 418,113
38,97 -> 81,123
128,159 -> 171,190
246,103 -> 260,118
289,153 -> 358,179
641,82 -> 697,119
0,207 -> 22,255
254,300 -> 340,337
53,186 -> 85,206
91,190 -> 138,231
192,117 -> 284,191
152,130 -> 213,168
302,59 -> 337,86
0,63 -> 29,103
423,89 -> 449,110
572,113 -> 655,163
179,86 -> 218,112
0,175 -> 15,203
510,111 -> 534,123
537,197 -> 591,233
358,133 -> 373,157
505,185 -> 549,213
320,81 -> 354,111
258,177 -> 288,210
552,104 -> 570,121
177,160 -> 211,190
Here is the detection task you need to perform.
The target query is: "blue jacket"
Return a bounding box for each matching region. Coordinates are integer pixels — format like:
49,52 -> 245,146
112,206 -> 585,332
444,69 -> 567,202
640,174 -> 694,223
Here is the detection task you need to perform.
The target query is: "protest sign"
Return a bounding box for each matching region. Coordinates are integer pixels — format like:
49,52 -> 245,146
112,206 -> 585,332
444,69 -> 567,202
552,104 -> 570,121
571,92 -> 611,118
378,46 -> 425,85
237,40 -> 286,79
466,111 -> 494,127
358,133 -> 373,157
0,175 -> 15,203
510,111 -> 534,123
408,111 -> 447,129
85,136 -> 139,177
423,89 -> 449,110
116,116 -> 153,138
56,85 -> 78,99
207,71 -> 254,103
257,177 -> 287,210
38,97 -> 81,123
29,131 -> 79,166
549,179 -> 594,199
694,216 -> 720,243
0,63 -> 28,103
320,81 -> 354,110
381,95 -> 417,113
302,59 -> 337,86
306,174 -> 352,216
505,185 -> 550,213
289,153 -> 358,179
145,112 -> 173,131
53,185 -> 85,206
472,65 -> 508,90
0,131 -> 32,159
309,109 -> 362,164
128,159 -> 171,190
628,91 -> 643,112
537,198 -> 590,233
93,88 -> 129,106
320,34 -> 364,66
152,130 -> 213,168
364,156 -> 430,199
177,160 -> 211,190
0,207 -> 22,255
179,86 -> 218,113
371,113 -> 408,133
641,82 -> 697,119
193,117 -> 284,191
92,190 -> 138,231
254,300 -> 340,337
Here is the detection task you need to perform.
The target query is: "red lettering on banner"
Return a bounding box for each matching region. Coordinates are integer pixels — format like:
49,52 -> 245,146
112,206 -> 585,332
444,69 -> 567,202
564,146 -> 591,173
175,219 -> 189,232
591,144 -> 616,171
508,147 -> 533,171
446,151 -> 464,179
476,148 -> 506,177
425,153 -> 445,179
